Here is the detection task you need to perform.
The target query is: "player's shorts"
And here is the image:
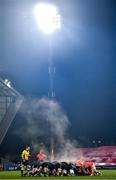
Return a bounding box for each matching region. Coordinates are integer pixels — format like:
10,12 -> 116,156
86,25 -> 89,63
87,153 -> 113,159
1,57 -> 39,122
21,159 -> 29,166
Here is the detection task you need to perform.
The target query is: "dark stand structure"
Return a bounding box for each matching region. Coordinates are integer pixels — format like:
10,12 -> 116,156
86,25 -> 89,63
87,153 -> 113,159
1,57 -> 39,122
0,77 -> 23,144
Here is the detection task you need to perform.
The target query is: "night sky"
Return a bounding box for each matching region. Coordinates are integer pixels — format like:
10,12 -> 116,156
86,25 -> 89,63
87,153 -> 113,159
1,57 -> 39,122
0,0 -> 116,154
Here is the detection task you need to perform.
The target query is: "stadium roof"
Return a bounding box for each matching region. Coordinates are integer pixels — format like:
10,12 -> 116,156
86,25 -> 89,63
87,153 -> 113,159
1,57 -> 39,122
0,77 -> 24,144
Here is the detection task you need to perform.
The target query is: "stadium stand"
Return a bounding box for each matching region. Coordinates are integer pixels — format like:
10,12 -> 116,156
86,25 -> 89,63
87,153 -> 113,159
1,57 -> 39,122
73,146 -> 116,165
0,77 -> 23,144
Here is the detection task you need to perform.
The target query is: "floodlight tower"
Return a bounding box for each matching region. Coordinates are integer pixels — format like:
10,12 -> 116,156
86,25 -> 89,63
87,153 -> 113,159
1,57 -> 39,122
34,3 -> 61,100
34,3 -> 61,161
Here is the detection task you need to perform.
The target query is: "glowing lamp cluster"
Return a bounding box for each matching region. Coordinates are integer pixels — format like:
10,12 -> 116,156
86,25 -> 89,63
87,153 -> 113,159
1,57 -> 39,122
34,3 -> 61,34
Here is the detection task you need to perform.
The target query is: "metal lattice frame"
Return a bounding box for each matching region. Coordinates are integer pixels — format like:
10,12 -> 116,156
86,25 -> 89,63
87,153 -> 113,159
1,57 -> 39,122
0,78 -> 24,144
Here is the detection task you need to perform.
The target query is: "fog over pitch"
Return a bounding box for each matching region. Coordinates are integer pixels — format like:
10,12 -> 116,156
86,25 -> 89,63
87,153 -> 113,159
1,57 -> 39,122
0,0 -> 115,153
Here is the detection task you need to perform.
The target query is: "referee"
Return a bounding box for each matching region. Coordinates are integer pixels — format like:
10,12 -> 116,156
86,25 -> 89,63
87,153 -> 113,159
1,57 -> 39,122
21,146 -> 30,176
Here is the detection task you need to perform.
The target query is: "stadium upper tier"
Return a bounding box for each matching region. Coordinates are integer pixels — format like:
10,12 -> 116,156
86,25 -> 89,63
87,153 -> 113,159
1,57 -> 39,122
0,77 -> 23,144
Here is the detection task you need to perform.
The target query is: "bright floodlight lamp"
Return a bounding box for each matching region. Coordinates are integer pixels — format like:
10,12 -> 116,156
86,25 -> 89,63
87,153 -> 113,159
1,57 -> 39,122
34,3 -> 61,34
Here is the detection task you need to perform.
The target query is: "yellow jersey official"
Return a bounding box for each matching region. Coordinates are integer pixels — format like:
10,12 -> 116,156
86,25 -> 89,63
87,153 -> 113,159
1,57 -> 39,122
21,146 -> 30,165
20,146 -> 30,177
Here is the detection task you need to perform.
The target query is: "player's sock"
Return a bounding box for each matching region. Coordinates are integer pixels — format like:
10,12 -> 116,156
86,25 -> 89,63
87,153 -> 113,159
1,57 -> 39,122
21,170 -> 23,176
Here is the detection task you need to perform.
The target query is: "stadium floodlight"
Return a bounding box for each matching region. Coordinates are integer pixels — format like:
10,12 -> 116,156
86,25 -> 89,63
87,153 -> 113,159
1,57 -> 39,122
34,3 -> 61,161
34,3 -> 61,34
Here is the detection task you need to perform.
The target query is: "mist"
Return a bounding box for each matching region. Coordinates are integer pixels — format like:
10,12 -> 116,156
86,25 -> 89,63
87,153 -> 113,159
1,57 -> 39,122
15,97 -> 81,161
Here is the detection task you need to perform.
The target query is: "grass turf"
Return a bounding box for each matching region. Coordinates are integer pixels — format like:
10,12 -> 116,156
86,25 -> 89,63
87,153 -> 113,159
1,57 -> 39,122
0,170 -> 116,179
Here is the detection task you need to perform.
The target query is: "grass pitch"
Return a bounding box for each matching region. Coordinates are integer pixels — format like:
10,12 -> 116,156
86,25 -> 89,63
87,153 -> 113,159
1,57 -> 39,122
0,170 -> 116,179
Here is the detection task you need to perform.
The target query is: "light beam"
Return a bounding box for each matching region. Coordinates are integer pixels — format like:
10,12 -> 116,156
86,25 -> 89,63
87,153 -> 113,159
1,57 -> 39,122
34,3 -> 61,34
